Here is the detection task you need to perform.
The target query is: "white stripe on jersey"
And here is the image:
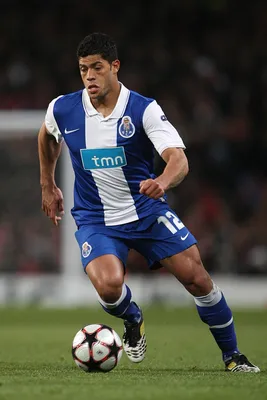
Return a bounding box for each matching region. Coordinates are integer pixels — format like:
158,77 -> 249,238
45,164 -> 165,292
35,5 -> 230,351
84,88 -> 139,226
143,101 -> 186,155
45,95 -> 63,143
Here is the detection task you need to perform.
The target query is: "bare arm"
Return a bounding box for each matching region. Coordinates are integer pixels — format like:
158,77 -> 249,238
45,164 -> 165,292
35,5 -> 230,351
139,148 -> 189,199
38,123 -> 64,225
38,123 -> 62,186
155,148 -> 189,190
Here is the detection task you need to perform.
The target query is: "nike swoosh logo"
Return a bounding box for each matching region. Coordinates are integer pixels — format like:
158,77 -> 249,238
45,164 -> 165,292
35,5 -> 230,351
64,128 -> 80,134
181,232 -> 189,241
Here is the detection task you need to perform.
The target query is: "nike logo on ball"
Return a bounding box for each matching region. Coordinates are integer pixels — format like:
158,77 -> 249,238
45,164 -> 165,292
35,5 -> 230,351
64,128 -> 80,134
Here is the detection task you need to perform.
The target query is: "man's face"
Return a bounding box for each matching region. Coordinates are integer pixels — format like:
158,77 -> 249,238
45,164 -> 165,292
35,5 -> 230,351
78,54 -> 120,100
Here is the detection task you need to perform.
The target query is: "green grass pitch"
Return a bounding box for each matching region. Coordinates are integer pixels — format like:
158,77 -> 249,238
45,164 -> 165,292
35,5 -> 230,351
0,306 -> 266,400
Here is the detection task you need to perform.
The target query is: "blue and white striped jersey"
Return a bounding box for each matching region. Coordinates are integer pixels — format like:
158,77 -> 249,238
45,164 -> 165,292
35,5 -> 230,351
45,83 -> 185,227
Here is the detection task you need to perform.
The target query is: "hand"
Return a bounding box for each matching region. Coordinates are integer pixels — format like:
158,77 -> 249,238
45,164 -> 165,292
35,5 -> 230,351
139,179 -> 165,200
41,185 -> 64,226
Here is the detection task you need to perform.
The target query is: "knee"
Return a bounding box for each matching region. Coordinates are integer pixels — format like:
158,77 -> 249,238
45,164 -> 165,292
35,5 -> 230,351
181,249 -> 213,296
190,272 -> 213,296
96,276 -> 124,303
86,256 -> 125,303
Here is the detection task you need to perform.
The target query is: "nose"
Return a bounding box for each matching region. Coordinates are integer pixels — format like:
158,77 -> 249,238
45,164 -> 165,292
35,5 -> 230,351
86,69 -> 95,81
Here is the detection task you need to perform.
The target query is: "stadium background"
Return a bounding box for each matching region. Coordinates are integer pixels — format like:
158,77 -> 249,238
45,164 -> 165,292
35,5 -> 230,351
0,0 -> 267,306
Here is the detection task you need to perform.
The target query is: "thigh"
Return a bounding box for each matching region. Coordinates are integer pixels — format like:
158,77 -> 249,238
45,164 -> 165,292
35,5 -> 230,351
133,207 -> 197,267
160,244 -> 210,285
75,225 -> 129,271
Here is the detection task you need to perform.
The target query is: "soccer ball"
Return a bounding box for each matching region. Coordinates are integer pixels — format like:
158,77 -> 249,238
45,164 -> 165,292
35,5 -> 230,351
72,324 -> 123,372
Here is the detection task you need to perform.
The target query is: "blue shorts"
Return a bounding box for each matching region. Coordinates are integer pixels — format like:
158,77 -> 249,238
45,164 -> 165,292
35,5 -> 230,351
75,205 -> 197,271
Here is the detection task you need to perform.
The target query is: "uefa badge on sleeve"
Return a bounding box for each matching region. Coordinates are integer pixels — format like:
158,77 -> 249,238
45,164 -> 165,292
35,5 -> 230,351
82,241 -> 92,258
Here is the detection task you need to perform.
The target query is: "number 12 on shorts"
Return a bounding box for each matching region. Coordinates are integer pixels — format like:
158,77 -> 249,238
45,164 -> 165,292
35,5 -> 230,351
157,211 -> 185,234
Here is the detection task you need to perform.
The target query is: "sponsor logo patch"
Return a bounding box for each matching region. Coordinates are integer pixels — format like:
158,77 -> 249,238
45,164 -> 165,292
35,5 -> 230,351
80,147 -> 127,170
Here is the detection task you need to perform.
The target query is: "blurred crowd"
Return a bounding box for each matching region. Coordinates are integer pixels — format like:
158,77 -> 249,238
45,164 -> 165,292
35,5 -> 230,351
1,0 -> 267,274
0,138 -> 60,274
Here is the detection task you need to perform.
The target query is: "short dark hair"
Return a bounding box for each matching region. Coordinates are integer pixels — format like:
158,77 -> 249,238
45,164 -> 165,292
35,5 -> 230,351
76,32 -> 118,63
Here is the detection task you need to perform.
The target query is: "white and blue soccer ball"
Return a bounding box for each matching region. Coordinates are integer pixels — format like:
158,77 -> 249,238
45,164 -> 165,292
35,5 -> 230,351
72,324 -> 123,372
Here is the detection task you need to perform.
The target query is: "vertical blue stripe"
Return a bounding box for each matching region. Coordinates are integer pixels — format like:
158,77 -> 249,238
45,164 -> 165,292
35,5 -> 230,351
116,92 -> 157,217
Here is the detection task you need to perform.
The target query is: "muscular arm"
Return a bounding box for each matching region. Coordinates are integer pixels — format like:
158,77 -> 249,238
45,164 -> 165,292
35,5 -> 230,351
155,147 -> 189,191
141,100 -> 188,199
38,122 -> 62,187
139,147 -> 189,199
38,123 -> 64,225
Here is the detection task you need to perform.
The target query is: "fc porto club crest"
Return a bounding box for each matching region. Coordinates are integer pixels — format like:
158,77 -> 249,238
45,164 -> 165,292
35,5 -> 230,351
82,241 -> 92,258
119,116 -> 135,138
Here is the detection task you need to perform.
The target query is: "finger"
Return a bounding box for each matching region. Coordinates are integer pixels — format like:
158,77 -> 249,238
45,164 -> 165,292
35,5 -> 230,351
42,204 -> 47,215
152,190 -> 165,199
139,179 -> 153,188
142,184 -> 164,198
139,182 -> 145,192
140,182 -> 161,196
139,180 -> 153,193
49,204 -> 57,220
44,205 -> 50,217
143,184 -> 160,196
52,215 -> 61,225
43,201 -> 54,217
58,198 -> 64,214
139,186 -> 145,194
148,188 -> 164,199
53,216 -> 62,226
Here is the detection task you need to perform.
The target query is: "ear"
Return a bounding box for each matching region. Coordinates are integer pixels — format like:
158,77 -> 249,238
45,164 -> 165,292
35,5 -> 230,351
112,59 -> 120,74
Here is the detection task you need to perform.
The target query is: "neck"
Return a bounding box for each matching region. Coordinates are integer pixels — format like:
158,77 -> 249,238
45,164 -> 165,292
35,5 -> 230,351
91,81 -> 121,117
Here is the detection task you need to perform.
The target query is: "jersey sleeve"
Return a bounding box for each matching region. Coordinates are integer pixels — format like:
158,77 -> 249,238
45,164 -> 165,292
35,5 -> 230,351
45,96 -> 63,143
142,100 -> 185,155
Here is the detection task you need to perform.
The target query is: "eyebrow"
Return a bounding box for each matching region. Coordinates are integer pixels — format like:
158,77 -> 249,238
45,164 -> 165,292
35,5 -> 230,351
79,61 -> 103,68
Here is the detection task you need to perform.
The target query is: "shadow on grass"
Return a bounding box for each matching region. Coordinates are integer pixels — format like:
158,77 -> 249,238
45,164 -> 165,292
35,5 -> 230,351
1,362 -> 265,377
119,367 -> 223,374
118,367 -> 266,376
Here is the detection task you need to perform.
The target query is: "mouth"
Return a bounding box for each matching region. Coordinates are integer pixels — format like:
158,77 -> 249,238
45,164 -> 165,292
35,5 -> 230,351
88,84 -> 99,94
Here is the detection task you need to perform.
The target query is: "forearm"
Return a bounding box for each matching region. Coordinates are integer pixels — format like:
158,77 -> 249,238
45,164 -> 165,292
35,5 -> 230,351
38,123 -> 62,187
155,149 -> 189,191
